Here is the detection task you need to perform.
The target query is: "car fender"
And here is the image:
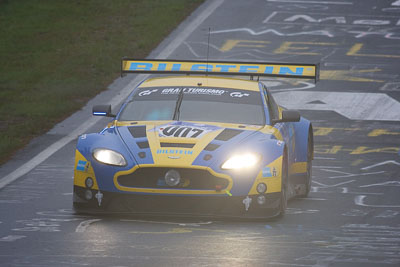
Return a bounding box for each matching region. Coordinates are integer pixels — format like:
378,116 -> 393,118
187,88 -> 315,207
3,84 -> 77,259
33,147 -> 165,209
292,117 -> 313,172
75,129 -> 137,191
215,136 -> 286,196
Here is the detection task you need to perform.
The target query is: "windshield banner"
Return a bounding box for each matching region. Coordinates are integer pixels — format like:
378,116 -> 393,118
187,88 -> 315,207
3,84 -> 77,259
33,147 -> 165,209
132,86 -> 261,105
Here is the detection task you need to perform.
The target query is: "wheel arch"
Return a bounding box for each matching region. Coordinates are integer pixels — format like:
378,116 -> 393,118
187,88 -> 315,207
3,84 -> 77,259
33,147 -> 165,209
293,117 -> 313,163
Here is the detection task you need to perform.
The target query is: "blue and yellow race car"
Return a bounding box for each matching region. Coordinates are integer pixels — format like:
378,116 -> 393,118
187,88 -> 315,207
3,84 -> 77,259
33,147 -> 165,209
73,59 -> 318,218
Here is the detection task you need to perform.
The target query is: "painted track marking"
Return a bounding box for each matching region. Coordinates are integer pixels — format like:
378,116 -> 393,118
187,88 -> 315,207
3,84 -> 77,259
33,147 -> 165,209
75,219 -> 102,233
355,195 -> 400,208
0,235 -> 26,242
121,219 -> 213,227
361,160 -> 400,170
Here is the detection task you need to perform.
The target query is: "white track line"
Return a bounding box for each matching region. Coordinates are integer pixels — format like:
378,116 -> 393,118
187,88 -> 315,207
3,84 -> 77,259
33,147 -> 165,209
0,235 -> 26,242
75,219 -> 102,233
0,0 -> 225,189
263,11 -> 278,23
361,160 -> 400,171
121,219 -> 213,226
355,195 -> 400,208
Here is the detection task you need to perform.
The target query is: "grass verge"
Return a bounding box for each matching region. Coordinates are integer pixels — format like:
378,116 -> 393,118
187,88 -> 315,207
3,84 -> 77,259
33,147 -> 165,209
0,0 -> 204,165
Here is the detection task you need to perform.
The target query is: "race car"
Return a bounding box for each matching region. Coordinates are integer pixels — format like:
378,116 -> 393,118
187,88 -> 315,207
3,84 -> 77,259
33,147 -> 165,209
73,59 -> 318,218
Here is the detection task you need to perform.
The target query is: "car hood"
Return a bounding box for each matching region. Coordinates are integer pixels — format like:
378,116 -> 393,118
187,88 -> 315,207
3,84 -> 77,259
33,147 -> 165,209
116,120 -> 277,168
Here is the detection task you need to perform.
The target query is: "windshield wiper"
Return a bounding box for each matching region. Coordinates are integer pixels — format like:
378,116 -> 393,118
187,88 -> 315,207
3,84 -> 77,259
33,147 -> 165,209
173,88 -> 184,120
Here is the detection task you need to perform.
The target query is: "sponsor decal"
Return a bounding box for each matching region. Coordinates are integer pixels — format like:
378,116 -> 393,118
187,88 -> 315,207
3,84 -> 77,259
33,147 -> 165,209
230,92 -> 250,98
156,149 -> 193,155
76,160 -> 89,172
160,87 -> 225,96
157,123 -> 219,138
262,166 -> 278,177
159,125 -> 204,138
123,60 -> 317,78
138,89 -> 158,96
262,167 -> 272,177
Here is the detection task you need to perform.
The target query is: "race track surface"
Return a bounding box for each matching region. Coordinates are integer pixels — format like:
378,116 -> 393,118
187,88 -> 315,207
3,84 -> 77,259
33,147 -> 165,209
1,0 -> 400,266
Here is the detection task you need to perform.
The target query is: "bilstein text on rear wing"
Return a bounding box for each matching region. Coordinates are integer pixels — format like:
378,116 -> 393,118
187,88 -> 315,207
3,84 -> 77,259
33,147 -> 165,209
121,59 -> 319,82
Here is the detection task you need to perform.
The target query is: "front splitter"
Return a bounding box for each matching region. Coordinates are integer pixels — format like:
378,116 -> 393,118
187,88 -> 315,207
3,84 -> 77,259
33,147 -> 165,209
73,186 -> 281,219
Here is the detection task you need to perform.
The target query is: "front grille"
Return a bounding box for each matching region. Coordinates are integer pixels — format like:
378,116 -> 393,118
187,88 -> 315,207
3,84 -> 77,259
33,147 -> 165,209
117,167 -> 229,190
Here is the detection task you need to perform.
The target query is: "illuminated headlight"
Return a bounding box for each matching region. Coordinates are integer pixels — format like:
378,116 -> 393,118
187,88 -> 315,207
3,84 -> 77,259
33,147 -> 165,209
93,148 -> 126,166
221,153 -> 260,170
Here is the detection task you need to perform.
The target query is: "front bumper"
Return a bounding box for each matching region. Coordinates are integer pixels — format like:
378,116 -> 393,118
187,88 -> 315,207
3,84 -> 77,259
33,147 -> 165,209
73,186 -> 281,219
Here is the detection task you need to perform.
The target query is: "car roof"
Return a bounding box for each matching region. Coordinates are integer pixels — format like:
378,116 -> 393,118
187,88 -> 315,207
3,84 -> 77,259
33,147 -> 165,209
138,76 -> 260,91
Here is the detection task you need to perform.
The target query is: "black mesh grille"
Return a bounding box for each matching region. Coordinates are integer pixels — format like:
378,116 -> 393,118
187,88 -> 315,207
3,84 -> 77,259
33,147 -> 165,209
117,167 -> 229,190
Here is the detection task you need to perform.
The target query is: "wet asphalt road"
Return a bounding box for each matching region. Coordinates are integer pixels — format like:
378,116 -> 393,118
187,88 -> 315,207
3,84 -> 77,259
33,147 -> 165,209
1,0 -> 400,266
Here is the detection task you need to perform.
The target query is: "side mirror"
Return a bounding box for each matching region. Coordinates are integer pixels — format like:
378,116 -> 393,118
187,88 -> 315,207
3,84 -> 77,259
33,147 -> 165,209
272,110 -> 300,124
92,105 -> 115,117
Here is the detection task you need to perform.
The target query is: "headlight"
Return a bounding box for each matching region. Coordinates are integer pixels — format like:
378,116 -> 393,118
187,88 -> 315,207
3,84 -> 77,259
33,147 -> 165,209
93,148 -> 127,166
221,153 -> 260,170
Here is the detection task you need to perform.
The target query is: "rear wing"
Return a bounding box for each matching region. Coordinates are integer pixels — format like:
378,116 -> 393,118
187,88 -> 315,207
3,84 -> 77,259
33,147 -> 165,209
121,59 -> 319,82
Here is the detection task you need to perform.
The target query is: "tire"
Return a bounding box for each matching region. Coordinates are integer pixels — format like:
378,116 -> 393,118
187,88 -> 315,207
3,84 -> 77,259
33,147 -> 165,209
300,133 -> 313,197
72,202 -> 86,215
278,152 -> 288,217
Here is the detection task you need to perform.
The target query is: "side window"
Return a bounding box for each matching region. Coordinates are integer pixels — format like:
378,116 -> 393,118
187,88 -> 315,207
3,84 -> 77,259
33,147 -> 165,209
263,85 -> 279,121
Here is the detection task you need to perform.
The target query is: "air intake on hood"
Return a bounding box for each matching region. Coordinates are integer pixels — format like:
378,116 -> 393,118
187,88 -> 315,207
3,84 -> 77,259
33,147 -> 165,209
136,141 -> 149,149
160,143 -> 195,148
129,126 -> 147,138
204,143 -> 219,151
214,129 -> 243,141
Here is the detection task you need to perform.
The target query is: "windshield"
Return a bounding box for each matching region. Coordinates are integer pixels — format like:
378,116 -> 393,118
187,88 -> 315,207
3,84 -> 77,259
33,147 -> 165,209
118,86 -> 265,125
